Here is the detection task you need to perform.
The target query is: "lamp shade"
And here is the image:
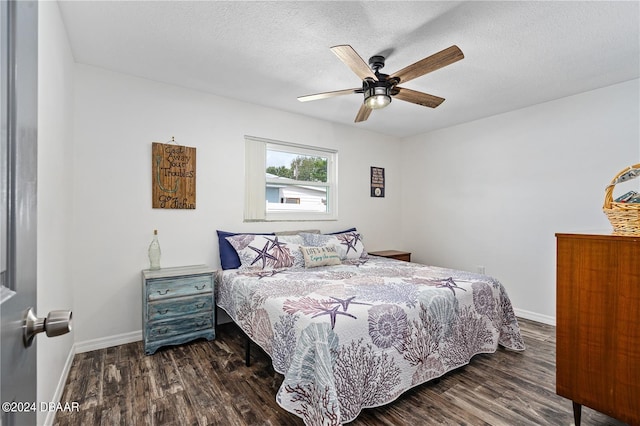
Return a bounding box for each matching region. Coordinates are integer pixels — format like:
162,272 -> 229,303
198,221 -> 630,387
363,83 -> 391,110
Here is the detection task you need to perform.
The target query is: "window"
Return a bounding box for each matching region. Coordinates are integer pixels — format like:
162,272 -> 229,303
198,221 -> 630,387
245,136 -> 337,221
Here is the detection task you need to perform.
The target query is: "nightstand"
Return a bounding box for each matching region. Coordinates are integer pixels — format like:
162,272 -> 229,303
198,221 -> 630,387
142,265 -> 215,355
368,250 -> 411,262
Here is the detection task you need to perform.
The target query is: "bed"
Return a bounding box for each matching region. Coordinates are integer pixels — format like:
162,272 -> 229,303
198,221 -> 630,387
216,230 -> 525,425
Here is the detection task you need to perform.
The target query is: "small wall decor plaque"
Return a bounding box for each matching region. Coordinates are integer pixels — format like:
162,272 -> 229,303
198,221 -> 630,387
152,142 -> 196,209
371,166 -> 385,198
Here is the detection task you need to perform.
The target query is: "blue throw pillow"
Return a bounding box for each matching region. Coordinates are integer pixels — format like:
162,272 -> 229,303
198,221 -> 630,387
327,227 -> 357,235
217,230 -> 274,270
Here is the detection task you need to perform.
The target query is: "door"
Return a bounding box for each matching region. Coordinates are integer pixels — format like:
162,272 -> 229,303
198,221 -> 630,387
1,1 -> 38,425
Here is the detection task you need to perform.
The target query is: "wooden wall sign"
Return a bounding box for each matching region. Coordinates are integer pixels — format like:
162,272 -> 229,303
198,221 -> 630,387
152,142 -> 196,209
371,166 -> 385,197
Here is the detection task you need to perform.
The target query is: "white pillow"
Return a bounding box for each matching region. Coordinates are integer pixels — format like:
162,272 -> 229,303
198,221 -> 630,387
225,234 -> 304,269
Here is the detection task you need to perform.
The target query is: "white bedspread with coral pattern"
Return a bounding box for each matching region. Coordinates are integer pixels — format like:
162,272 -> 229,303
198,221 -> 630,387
217,256 -> 525,425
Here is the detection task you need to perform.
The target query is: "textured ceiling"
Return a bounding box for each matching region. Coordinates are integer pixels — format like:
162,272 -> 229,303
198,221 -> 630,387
57,1 -> 640,138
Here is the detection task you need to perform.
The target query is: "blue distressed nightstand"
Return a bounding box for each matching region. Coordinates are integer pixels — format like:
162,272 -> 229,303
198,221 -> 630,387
142,265 -> 215,355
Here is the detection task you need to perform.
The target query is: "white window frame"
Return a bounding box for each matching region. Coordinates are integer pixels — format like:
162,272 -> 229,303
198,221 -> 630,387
244,136 -> 338,222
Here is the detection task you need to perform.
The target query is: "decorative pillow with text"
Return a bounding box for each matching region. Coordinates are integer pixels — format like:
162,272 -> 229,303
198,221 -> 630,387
299,245 -> 342,268
300,231 -> 367,260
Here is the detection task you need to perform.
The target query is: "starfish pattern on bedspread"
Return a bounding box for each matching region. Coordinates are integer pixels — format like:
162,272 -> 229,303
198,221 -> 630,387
345,258 -> 368,267
283,295 -> 370,329
256,269 -> 282,279
433,277 -> 467,295
217,256 -> 526,426
312,305 -> 357,329
330,296 -> 371,311
239,269 -> 284,279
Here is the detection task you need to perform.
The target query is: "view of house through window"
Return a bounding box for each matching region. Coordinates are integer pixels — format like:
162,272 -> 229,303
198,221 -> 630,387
266,150 -> 328,214
244,136 -> 337,221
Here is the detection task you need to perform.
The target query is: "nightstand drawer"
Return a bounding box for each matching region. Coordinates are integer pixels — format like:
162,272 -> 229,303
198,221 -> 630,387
147,313 -> 213,341
147,295 -> 213,321
368,250 -> 411,262
147,275 -> 213,301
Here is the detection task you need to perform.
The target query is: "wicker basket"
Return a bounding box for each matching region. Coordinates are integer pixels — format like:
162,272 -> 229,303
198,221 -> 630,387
603,163 -> 640,235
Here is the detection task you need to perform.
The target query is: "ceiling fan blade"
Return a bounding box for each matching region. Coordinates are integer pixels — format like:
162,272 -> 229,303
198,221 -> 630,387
331,45 -> 377,81
354,104 -> 372,122
390,45 -> 464,84
298,88 -> 361,102
393,87 -> 445,108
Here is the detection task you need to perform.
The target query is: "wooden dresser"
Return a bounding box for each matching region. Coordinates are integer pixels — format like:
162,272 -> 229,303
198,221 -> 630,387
142,265 -> 216,355
556,232 -> 639,425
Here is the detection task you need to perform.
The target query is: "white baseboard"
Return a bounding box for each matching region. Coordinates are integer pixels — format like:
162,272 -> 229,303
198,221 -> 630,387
514,308 -> 556,326
74,330 -> 142,354
42,344 -> 76,426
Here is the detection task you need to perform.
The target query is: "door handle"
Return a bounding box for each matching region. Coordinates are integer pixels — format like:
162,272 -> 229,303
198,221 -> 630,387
23,307 -> 72,347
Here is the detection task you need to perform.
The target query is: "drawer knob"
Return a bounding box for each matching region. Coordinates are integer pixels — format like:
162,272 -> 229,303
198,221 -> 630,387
196,303 -> 205,309
157,309 -> 169,315
195,284 -> 206,290
157,289 -> 170,295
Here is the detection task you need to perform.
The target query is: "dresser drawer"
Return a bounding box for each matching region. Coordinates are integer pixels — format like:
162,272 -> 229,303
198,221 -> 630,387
147,313 -> 213,341
147,275 -> 213,301
147,294 -> 213,321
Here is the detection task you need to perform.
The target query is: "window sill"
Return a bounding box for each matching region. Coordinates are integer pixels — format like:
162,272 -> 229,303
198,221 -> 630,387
244,214 -> 338,222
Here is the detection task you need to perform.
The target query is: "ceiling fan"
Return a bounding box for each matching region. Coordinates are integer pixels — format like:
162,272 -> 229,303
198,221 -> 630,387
298,45 -> 464,122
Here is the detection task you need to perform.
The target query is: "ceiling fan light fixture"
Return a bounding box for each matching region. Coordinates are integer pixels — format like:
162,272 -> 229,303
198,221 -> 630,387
364,84 -> 391,110
299,45 -> 464,122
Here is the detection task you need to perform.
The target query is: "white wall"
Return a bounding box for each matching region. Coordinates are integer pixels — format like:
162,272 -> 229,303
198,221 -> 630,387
38,10 -> 639,412
71,65 -> 402,344
37,2 -> 75,425
400,79 -> 640,324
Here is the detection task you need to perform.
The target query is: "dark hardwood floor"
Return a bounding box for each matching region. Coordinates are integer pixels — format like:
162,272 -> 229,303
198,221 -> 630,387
54,318 -> 628,425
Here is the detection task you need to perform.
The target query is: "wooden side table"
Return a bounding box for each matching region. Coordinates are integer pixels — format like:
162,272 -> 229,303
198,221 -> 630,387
368,250 -> 411,262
